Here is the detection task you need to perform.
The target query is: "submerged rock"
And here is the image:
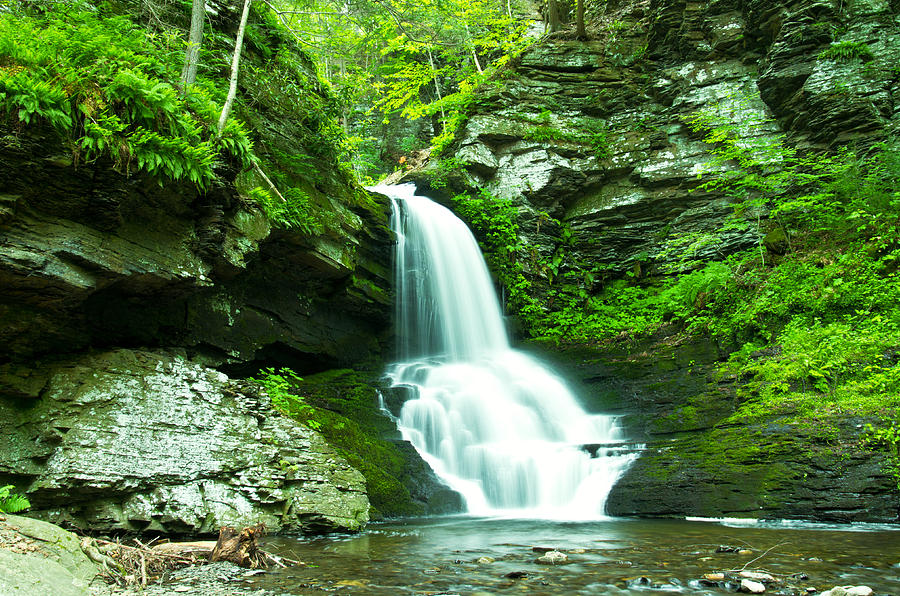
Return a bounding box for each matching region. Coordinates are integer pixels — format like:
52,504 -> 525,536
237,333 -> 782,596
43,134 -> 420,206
822,587 -> 874,596
0,349 -> 369,534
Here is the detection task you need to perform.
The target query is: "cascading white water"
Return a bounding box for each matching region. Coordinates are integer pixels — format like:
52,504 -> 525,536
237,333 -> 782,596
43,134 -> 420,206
379,183 -> 637,519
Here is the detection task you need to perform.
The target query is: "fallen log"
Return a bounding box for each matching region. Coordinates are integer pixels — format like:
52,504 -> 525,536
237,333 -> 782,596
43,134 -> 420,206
151,540 -> 217,557
208,524 -> 301,569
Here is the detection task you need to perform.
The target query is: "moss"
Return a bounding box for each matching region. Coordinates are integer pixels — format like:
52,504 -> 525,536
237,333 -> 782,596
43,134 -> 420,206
273,368 -> 428,518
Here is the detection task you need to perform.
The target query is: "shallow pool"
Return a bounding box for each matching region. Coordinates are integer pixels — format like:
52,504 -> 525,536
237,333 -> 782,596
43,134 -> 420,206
250,516 -> 900,594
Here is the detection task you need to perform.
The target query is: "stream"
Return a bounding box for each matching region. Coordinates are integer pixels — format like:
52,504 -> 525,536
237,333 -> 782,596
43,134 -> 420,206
252,516 -> 900,595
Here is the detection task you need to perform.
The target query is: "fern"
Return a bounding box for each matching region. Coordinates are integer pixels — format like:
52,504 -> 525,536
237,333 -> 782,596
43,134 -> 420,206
818,40 -> 874,63
0,8 -> 254,187
0,484 -> 31,513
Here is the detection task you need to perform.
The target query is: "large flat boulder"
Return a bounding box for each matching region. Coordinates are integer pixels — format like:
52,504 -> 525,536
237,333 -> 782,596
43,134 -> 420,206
0,514 -> 100,596
0,349 -> 369,534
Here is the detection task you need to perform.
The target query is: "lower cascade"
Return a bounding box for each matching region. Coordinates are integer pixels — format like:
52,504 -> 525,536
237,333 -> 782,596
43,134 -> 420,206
378,184 -> 638,519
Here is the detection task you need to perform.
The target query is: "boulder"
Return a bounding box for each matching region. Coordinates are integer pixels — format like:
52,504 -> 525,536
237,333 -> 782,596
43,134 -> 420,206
0,349 -> 369,534
535,550 -> 568,564
0,514 -> 101,596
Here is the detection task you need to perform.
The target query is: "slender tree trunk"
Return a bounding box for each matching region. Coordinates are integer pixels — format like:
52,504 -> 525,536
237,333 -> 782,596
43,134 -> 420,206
426,47 -> 445,122
575,0 -> 586,39
180,0 -> 205,89
463,22 -> 483,74
548,0 -> 561,33
217,0 -> 252,137
340,58 -> 349,136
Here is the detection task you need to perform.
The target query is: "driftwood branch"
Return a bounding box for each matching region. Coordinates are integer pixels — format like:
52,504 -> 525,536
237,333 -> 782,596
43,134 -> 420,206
80,525 -> 301,589
208,524 -> 301,569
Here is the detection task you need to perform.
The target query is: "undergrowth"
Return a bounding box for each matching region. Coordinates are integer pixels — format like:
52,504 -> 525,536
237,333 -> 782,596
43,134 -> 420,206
0,7 -> 251,188
0,2 -> 362,234
0,484 -> 30,513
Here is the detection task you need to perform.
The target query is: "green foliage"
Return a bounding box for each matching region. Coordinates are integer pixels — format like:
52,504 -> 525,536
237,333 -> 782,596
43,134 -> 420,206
522,118 -> 610,158
0,484 -> 30,513
818,40 -> 874,63
251,367 -> 321,430
0,8 -> 255,188
449,190 -> 543,325
864,420 -> 900,490
536,279 -> 666,341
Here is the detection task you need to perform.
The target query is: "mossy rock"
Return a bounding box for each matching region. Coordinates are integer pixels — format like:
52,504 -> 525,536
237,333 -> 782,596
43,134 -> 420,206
283,369 -> 463,519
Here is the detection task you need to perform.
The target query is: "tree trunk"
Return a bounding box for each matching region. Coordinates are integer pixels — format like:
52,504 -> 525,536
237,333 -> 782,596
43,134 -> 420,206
217,0 -> 252,137
548,0 -> 561,33
426,47 -> 445,122
575,0 -> 586,39
209,524 -> 267,568
180,0 -> 205,89
463,21 -> 483,74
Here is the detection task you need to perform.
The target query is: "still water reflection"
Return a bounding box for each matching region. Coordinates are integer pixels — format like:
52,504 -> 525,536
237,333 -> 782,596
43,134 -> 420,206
253,517 -> 900,595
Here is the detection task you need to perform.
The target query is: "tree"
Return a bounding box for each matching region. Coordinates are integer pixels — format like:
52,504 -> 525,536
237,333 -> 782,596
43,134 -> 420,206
180,0 -> 206,89
575,0 -> 586,39
547,0 -> 561,33
217,0 -> 252,136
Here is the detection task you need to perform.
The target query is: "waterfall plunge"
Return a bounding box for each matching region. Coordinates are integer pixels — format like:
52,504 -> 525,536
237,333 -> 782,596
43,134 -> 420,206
380,184 -> 636,519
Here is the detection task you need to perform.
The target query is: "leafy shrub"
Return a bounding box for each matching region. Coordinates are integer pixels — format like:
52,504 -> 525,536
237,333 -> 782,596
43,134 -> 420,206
251,367 -> 321,430
0,8 -> 254,188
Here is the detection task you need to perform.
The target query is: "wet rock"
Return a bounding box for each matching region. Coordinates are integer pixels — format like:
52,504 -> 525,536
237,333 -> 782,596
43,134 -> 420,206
0,515 -> 100,596
532,545 -> 556,553
716,545 -> 742,553
626,576 -> 654,588
822,587 -> 874,596
0,349 -> 370,534
740,578 -> 767,593
535,550 -> 568,565
740,571 -> 775,582
476,556 -> 495,564
504,571 -> 528,579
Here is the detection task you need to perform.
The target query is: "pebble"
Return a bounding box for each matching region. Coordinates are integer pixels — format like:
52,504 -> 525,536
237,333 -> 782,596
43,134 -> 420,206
716,545 -> 741,553
535,550 -> 568,565
740,578 -> 766,593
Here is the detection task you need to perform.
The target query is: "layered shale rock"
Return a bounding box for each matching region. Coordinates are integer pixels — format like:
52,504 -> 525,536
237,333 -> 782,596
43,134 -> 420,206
414,0 -> 900,285
0,126 -> 393,371
0,349 -> 370,533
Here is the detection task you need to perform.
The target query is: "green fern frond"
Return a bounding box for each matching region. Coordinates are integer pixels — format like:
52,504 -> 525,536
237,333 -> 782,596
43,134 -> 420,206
0,485 -> 31,513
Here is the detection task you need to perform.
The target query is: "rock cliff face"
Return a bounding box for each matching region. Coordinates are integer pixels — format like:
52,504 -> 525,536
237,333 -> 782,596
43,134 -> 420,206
0,116 -> 400,531
418,0 -> 900,522
416,0 -> 899,277
0,126 -> 393,372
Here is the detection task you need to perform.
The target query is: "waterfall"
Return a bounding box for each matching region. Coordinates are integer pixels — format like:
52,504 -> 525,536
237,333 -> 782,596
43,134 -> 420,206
379,183 -> 637,519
